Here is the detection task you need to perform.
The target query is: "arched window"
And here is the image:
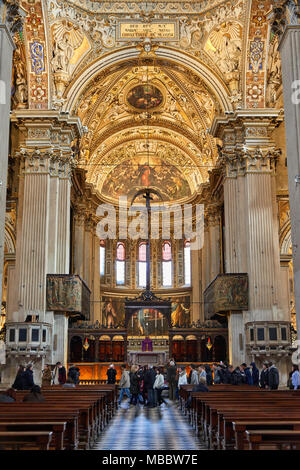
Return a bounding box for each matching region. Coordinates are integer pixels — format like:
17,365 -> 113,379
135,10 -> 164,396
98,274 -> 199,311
138,242 -> 147,288
184,240 -> 191,286
116,242 -> 125,285
100,240 -> 105,276
162,241 -> 172,287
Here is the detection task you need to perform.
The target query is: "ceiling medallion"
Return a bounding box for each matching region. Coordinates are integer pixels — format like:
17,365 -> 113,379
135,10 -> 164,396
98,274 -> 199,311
126,84 -> 163,111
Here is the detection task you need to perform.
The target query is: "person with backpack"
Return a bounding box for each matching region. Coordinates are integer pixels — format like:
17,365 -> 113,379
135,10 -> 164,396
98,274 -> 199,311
268,362 -> 279,390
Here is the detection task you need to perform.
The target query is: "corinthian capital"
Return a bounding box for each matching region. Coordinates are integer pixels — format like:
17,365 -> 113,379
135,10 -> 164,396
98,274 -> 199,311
269,1 -> 300,37
223,148 -> 281,177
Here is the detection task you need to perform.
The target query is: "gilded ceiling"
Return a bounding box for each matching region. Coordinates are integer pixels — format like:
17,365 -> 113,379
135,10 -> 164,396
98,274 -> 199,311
14,0 -> 282,203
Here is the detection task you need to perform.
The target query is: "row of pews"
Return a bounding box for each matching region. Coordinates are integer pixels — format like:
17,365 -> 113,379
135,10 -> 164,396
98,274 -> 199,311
0,384 -> 117,450
179,384 -> 300,450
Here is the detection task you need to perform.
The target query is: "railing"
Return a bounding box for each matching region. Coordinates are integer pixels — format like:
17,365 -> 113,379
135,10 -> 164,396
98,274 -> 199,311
79,379 -> 120,385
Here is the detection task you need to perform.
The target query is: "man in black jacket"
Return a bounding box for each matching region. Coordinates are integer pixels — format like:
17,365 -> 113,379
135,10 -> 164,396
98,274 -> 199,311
260,362 -> 269,389
268,362 -> 279,390
143,365 -> 157,407
107,364 -> 117,384
23,364 -> 35,390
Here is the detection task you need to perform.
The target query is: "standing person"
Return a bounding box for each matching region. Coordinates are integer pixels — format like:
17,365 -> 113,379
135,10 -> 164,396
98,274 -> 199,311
268,362 -> 279,390
240,363 -> 253,385
53,362 -> 66,385
143,365 -> 156,407
154,368 -> 168,406
118,364 -> 131,405
190,364 -> 199,385
12,365 -> 25,390
107,364 -> 117,384
42,364 -> 52,387
198,365 -> 207,381
205,365 -> 213,386
166,360 -> 177,401
291,364 -> 300,390
212,364 -> 222,384
177,366 -> 187,396
68,364 -> 80,385
130,365 -> 141,406
250,362 -> 259,386
23,364 -> 35,390
260,362 -> 269,389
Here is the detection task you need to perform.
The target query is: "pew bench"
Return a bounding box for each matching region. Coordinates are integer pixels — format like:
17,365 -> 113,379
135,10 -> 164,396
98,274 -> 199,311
0,421 -> 66,450
0,431 -> 53,450
245,429 -> 300,450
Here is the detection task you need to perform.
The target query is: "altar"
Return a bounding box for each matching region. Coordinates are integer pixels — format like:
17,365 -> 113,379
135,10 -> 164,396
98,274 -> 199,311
128,350 -> 168,365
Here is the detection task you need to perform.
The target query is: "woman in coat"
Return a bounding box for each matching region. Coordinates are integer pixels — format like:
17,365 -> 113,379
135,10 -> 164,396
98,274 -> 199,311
250,362 -> 259,386
23,364 -> 35,390
42,364 -> 52,387
153,368 -> 168,406
12,365 -> 25,390
130,365 -> 141,405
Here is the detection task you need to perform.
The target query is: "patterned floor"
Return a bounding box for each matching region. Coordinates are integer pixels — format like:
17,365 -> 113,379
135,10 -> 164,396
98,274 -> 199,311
93,400 -> 207,450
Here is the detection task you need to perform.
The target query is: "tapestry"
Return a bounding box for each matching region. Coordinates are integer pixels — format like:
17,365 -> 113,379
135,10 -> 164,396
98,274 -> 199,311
204,274 -> 248,319
46,274 -> 90,319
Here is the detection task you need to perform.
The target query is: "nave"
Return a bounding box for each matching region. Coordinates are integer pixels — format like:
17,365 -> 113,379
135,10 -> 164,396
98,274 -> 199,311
93,401 -> 206,451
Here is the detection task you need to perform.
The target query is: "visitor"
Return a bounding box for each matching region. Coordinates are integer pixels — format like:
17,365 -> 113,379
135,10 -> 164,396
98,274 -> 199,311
189,364 -> 199,385
143,364 -> 156,407
53,362 -> 66,385
205,365 -> 213,386
291,364 -> 300,390
177,366 -> 187,396
129,365 -> 141,406
118,364 -> 131,405
23,364 -> 35,390
260,362 -> 269,389
137,365 -> 145,404
0,388 -> 17,402
240,363 -> 253,385
23,385 -> 45,402
166,360 -> 177,400
198,365 -> 207,381
12,365 -> 25,390
212,363 -> 222,384
154,367 -> 168,406
186,377 -> 209,409
41,364 -> 52,387
250,362 -> 259,386
68,364 -> 80,385
107,364 -> 117,384
268,362 -> 279,390
63,378 -> 76,388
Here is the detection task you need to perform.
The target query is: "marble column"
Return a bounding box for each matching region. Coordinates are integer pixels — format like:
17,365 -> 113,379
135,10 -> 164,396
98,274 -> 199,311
191,248 -> 201,322
92,228 -> 101,324
0,26 -> 14,309
207,207 -> 221,284
278,21 -> 300,335
212,111 -> 286,369
73,211 -> 86,279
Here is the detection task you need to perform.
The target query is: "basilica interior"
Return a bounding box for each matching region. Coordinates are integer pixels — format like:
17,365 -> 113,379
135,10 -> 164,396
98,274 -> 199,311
0,0 -> 299,396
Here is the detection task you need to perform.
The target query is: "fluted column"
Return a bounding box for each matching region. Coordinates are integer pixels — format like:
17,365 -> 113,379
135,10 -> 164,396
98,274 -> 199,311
191,248 -> 201,322
0,25 -> 14,310
275,8 -> 300,333
92,228 -> 101,323
73,211 -> 85,279
207,207 -> 222,283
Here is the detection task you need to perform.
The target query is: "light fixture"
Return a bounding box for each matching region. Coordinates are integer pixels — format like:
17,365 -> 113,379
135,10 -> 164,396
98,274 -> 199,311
206,337 -> 213,350
83,337 -> 89,351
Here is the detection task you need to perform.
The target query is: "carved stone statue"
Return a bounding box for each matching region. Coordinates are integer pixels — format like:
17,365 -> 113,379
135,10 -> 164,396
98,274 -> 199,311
52,33 -> 73,74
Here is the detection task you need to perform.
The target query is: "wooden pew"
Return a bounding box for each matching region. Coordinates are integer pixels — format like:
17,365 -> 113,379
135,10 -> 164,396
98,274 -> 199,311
245,429 -> 300,450
0,431 -> 53,450
0,421 -> 66,450
233,420 -> 300,450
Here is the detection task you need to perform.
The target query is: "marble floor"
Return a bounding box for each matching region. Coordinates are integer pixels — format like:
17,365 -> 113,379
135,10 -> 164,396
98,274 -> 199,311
93,400 -> 207,450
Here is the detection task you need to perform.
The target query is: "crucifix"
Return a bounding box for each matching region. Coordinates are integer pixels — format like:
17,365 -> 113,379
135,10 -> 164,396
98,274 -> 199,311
131,188 -> 162,296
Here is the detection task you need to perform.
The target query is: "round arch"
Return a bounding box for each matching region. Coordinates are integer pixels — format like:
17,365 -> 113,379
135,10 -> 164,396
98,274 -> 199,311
64,46 -> 233,114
